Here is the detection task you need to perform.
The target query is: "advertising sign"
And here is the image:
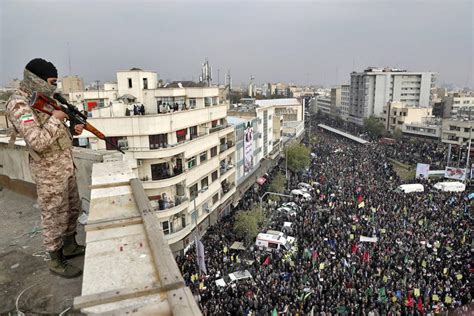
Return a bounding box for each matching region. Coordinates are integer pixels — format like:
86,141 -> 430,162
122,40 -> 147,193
244,122 -> 254,174
444,167 -> 467,181
415,163 -> 430,179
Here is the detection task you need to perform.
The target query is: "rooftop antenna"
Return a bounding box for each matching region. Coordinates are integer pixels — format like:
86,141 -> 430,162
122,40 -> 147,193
67,42 -> 72,76
200,58 -> 212,87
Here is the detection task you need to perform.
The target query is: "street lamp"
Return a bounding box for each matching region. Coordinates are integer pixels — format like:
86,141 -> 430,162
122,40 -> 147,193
259,191 -> 293,210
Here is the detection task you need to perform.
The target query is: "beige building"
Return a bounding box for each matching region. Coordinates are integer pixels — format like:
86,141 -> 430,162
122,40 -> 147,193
441,119 -> 474,145
78,69 -> 236,254
330,87 -> 342,117
381,101 -> 432,132
61,75 -> 84,93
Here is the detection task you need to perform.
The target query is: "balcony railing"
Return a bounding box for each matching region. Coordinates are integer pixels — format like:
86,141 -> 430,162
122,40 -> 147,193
210,124 -> 231,134
219,141 -> 234,153
155,195 -> 188,211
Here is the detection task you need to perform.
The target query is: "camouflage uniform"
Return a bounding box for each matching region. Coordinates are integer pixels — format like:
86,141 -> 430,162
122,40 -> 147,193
6,70 -> 82,252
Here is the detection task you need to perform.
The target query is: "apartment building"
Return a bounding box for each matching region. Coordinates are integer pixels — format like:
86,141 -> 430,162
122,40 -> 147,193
69,82 -> 119,111
76,69 -> 236,254
60,75 -> 84,94
348,67 -> 436,125
330,87 -> 341,117
340,84 -> 350,120
381,101 -> 432,132
441,119 -> 474,146
255,98 -> 304,141
313,95 -> 331,116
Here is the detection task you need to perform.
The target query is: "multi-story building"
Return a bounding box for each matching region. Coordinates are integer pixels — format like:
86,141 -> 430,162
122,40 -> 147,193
313,95 -> 332,116
69,82 -> 119,111
446,92 -> 474,117
228,102 -> 276,160
60,75 -> 84,93
330,87 -> 342,117
340,84 -> 350,120
402,121 -> 441,140
348,67 -> 436,125
255,98 -> 304,141
441,119 -> 474,146
76,69 -> 236,254
381,101 -> 433,132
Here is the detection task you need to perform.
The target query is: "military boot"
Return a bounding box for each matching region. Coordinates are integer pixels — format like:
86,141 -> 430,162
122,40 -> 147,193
48,249 -> 82,278
63,233 -> 86,258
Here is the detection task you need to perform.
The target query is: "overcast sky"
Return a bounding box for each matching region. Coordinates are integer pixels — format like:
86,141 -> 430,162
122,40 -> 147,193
1,0 -> 472,87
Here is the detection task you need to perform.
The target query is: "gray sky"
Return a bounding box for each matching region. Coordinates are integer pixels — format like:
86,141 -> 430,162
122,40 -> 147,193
1,0 -> 473,87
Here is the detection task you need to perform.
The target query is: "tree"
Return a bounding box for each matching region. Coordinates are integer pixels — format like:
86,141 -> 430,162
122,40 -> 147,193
363,116 -> 385,140
392,128 -> 403,140
269,172 -> 286,194
286,143 -> 311,172
234,206 -> 264,244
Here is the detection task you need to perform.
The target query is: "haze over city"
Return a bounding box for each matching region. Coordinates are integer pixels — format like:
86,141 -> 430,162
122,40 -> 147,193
1,0 -> 472,87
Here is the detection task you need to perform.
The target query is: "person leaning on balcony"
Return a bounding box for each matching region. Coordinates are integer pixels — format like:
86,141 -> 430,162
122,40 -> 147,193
5,58 -> 85,278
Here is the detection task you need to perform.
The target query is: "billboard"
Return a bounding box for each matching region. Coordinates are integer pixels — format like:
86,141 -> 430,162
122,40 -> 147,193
244,122 -> 254,175
444,167 -> 467,181
415,163 -> 430,179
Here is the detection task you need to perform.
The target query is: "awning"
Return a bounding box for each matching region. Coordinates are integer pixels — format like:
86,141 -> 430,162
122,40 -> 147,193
256,177 -> 266,185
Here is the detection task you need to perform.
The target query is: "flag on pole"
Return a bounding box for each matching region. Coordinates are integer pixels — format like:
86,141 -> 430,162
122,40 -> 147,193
196,239 -> 207,275
262,256 -> 270,266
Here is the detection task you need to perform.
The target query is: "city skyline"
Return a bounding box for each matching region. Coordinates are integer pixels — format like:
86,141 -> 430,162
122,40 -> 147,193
1,0 -> 472,88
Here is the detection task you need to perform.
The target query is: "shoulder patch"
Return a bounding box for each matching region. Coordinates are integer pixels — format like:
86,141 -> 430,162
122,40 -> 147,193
20,113 -> 35,123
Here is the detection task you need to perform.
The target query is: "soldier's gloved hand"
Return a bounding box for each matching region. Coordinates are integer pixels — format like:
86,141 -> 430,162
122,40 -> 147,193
74,124 -> 84,135
52,110 -> 69,121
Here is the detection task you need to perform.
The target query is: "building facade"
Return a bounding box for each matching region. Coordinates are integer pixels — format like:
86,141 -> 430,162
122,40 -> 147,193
340,84 -> 350,120
348,67 -> 436,125
381,101 -> 433,132
61,75 -> 85,94
77,69 -> 236,254
441,119 -> 474,146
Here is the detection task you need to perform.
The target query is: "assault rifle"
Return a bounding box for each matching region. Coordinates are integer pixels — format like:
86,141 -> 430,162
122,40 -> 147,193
29,92 -> 125,154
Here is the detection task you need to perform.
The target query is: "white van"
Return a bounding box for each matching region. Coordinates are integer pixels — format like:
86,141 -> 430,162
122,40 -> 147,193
397,184 -> 424,193
291,189 -> 312,201
255,233 -> 295,252
433,181 -> 466,192
266,230 -> 296,244
298,182 -> 314,192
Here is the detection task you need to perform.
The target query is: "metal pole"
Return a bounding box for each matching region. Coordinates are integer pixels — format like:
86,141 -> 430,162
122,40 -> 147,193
447,143 -> 452,166
464,127 -> 472,182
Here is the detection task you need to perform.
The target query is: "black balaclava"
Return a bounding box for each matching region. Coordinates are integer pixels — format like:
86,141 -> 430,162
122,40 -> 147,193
20,58 -> 58,96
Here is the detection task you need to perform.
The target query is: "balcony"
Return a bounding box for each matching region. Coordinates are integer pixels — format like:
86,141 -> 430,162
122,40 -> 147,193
155,198 -> 190,219
219,141 -> 235,158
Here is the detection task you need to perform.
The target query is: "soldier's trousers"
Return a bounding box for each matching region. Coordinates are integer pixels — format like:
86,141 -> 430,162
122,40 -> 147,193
30,149 -> 82,252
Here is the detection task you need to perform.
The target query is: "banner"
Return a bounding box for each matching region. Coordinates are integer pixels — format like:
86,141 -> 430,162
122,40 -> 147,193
196,239 -> 207,275
360,236 -> 378,243
415,163 -> 430,179
444,167 -> 467,181
244,122 -> 254,174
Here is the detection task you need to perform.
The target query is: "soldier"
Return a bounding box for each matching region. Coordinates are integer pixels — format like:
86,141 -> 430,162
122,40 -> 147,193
6,58 -> 85,278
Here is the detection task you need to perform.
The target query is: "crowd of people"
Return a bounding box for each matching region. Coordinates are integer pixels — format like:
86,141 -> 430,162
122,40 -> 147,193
176,117 -> 472,315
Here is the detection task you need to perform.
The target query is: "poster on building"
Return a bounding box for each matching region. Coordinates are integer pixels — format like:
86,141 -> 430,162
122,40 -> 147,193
444,167 -> 467,181
415,163 -> 430,179
244,122 -> 254,174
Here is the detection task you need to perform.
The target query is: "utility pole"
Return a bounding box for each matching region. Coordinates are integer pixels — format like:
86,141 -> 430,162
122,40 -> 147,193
464,127 -> 472,182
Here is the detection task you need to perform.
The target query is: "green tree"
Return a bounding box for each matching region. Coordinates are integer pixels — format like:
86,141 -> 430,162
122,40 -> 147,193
234,206 -> 264,244
269,172 -> 286,194
286,143 -> 311,172
392,128 -> 403,140
363,116 -> 385,140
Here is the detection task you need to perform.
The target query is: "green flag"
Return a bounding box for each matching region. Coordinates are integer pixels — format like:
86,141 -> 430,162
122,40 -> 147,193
272,307 -> 278,316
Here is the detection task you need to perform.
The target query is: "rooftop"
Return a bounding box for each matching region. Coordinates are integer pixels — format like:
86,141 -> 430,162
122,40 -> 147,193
255,98 -> 301,107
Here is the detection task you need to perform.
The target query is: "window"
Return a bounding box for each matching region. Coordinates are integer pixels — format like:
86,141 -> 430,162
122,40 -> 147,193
149,134 -> 167,149
176,129 -> 187,142
187,156 -> 197,169
151,163 -> 170,180
212,170 -> 218,182
205,97 -> 212,107
200,151 -> 207,163
189,98 -> 196,108
162,221 -> 173,235
190,126 -> 198,140
268,242 -> 278,249
212,193 -> 219,204
143,78 -> 148,89
181,215 -> 186,228
212,97 -> 218,105
211,146 -> 218,157
212,120 -> 218,128
190,183 -> 198,200
105,136 -> 127,150
128,78 -> 132,88
201,177 -> 208,189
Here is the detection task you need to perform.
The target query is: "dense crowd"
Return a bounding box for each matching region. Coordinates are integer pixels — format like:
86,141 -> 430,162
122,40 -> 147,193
176,119 -> 472,315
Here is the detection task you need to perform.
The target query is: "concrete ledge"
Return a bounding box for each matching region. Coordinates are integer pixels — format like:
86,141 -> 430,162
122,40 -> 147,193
0,175 -> 37,198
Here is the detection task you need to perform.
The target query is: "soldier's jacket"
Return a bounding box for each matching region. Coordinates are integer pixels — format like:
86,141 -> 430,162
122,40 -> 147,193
6,88 -> 73,157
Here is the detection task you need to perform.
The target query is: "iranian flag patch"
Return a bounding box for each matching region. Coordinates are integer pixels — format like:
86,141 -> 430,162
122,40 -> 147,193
20,113 -> 34,123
